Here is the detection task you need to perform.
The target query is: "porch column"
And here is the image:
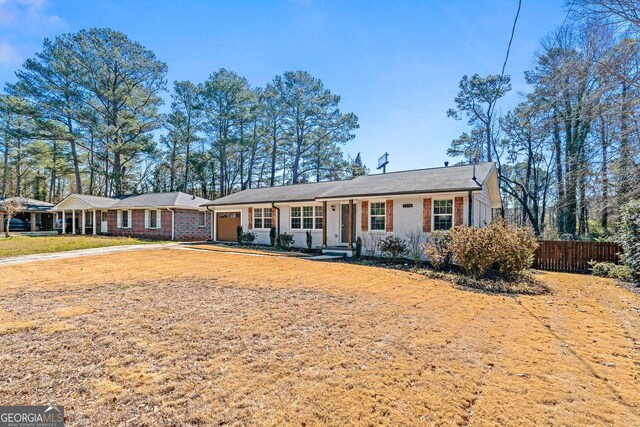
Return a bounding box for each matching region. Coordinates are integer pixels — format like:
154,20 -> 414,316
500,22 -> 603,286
322,201 -> 327,248
30,212 -> 36,231
92,210 -> 97,235
71,209 -> 76,234
81,209 -> 86,234
62,211 -> 66,234
348,199 -> 354,249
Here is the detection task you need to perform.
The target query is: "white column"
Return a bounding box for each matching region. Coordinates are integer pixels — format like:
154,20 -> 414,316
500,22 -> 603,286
92,210 -> 97,235
71,209 -> 76,234
62,211 -> 66,234
81,209 -> 86,234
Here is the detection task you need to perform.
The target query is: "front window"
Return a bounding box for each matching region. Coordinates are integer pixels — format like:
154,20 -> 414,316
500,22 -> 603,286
198,211 -> 206,227
370,202 -> 386,231
120,210 -> 131,228
149,210 -> 158,228
291,205 -> 323,230
253,208 -> 272,229
433,199 -> 453,230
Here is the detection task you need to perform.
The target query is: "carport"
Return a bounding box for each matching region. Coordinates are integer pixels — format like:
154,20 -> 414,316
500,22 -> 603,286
0,197 -> 55,232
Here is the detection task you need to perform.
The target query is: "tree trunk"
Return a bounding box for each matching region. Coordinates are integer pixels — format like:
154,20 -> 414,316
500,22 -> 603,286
67,115 -> 83,194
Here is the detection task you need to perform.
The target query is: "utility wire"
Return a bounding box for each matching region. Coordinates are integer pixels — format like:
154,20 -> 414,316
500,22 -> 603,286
501,0 -> 523,79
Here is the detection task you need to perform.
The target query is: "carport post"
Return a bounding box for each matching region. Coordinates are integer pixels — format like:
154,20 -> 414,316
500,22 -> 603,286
81,209 -> 86,234
71,209 -> 76,234
61,211 -> 66,234
30,212 -> 36,232
92,210 -> 97,235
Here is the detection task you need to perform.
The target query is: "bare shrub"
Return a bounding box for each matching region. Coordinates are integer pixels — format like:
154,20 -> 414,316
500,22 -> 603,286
422,230 -> 452,270
492,220 -> 538,280
405,228 -> 427,266
361,233 -> 384,256
1,199 -> 25,237
448,226 -> 498,279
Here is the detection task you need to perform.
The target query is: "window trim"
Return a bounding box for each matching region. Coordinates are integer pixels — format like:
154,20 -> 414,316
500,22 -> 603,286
369,201 -> 386,232
252,207 -> 272,229
432,198 -> 454,231
198,211 -> 207,228
145,209 -> 162,229
290,204 -> 323,230
118,210 -> 132,229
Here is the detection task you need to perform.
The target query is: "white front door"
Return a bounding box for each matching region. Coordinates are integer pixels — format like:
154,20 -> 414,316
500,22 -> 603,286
100,212 -> 108,233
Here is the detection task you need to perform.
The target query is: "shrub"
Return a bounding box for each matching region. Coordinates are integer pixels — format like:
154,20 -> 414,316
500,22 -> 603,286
589,261 -> 632,281
379,235 -> 408,259
422,230 -> 452,270
241,231 -> 257,244
491,221 -> 538,281
448,226 -> 497,279
405,228 -> 427,266
355,237 -> 362,257
277,233 -> 294,249
236,225 -> 243,244
306,230 -> 313,250
269,227 -> 277,247
619,200 -> 640,284
361,233 -> 383,256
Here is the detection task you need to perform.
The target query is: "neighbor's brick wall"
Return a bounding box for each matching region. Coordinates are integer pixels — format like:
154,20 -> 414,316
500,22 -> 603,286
174,209 -> 210,241
107,209 -> 173,240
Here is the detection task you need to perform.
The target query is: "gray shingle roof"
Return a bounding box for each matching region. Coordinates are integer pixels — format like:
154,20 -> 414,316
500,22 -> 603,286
112,192 -> 210,209
72,194 -> 118,208
0,197 -> 54,212
204,162 -> 496,206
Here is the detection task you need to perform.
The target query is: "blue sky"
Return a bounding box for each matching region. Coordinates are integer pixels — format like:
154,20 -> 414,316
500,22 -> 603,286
0,0 -> 568,172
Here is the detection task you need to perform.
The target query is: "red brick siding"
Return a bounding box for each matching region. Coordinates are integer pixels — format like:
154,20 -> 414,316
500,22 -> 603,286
454,197 -> 464,226
105,208 -> 209,241
174,209 -> 210,241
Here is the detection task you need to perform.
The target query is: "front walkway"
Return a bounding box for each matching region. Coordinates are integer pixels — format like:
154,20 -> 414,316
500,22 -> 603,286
0,242 -> 178,266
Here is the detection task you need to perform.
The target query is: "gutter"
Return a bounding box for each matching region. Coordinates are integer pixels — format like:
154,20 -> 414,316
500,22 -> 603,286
167,208 -> 175,241
206,205 -> 215,241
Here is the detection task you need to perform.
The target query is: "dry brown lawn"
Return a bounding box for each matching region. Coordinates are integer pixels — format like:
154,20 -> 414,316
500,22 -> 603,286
0,247 -> 639,426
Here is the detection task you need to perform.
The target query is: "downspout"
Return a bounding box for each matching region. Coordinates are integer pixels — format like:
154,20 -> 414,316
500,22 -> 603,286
206,205 -> 214,241
468,190 -> 473,227
272,202 -> 280,235
168,208 -> 175,241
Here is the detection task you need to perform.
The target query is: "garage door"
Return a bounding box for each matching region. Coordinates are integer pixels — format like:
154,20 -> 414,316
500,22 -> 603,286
216,212 -> 241,241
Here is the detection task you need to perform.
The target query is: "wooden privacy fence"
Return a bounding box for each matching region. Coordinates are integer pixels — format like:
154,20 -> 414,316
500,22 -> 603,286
533,240 -> 623,273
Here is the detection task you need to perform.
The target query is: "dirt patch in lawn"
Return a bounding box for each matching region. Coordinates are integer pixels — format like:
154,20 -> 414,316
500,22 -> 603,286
0,249 -> 639,425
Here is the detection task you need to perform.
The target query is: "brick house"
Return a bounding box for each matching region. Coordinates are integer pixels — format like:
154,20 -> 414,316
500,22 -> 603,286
52,192 -> 212,241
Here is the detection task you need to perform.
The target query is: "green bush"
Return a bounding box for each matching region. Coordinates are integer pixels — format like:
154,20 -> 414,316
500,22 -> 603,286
306,230 -> 313,250
379,235 -> 407,259
355,236 -> 362,257
589,261 -> 633,281
422,230 -> 452,270
269,227 -> 277,247
241,231 -> 257,244
236,225 -> 243,244
619,200 -> 640,284
448,226 -> 497,279
492,220 -> 538,281
277,233 -> 294,249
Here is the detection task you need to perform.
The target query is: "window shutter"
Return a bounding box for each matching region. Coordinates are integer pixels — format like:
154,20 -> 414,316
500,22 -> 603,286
117,211 -> 122,228
385,200 -> 393,232
423,198 -> 432,232
361,201 -> 368,232
271,207 -> 277,227
454,197 -> 464,226
144,210 -> 150,229
248,207 -> 253,229
157,210 -> 162,228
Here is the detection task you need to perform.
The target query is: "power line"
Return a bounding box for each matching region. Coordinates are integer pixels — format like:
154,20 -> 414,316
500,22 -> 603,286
501,0 -> 523,79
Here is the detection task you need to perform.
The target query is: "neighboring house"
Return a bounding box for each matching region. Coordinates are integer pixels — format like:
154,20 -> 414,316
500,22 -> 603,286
51,192 -> 212,241
202,162 -> 501,256
0,197 -> 55,232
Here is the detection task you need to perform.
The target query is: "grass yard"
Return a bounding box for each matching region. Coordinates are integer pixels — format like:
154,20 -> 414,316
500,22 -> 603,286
0,235 -> 157,258
0,248 -> 639,425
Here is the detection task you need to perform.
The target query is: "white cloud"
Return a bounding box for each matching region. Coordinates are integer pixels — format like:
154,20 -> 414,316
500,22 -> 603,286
0,0 -> 67,33
0,40 -> 21,65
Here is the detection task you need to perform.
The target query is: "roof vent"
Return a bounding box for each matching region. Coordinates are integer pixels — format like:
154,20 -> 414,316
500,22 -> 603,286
192,195 -> 196,200
444,161 -> 449,167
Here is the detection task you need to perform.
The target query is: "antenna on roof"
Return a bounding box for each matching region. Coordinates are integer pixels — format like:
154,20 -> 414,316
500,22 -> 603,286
377,152 -> 389,174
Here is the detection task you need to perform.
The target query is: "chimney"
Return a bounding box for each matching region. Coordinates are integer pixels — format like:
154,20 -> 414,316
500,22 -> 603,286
444,161 -> 449,167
